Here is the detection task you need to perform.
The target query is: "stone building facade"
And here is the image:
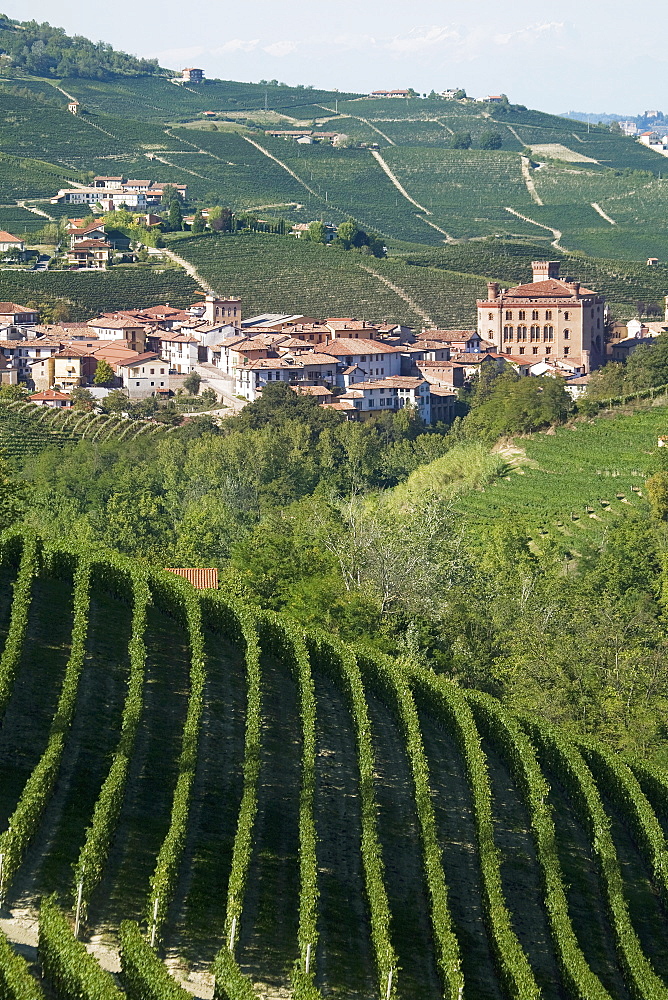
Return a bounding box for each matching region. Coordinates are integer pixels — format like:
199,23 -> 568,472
476,261 -> 605,372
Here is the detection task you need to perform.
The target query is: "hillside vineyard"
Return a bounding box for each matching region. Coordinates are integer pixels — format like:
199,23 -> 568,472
0,530 -> 667,999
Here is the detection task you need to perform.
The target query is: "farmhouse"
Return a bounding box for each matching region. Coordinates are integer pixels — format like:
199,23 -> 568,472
51,179 -> 188,208
0,231 -> 25,254
477,261 -> 605,372
30,389 -> 72,407
370,90 -> 412,98
180,68 -> 204,84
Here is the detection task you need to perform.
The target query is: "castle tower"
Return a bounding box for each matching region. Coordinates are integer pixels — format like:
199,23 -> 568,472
531,261 -> 560,282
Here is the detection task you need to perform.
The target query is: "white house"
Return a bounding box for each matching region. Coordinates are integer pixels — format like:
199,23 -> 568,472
0,231 -> 25,254
319,338 -> 403,386
116,353 -> 170,398
158,332 -> 200,374
235,353 -> 338,401
338,376 -> 431,422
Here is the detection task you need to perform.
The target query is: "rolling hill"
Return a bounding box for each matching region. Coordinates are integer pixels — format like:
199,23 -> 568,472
0,527 -> 667,1000
1,15 -> 668,324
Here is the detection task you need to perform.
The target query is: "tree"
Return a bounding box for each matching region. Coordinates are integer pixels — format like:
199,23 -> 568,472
191,209 -> 205,234
70,387 -> 95,411
0,384 -> 29,402
168,199 -> 183,232
102,389 -> 130,414
208,206 -> 233,232
304,220 -> 327,244
450,130 -> 472,149
200,386 -> 218,407
93,359 -> 115,386
183,372 -> 202,395
479,130 -> 503,149
646,471 -> 668,521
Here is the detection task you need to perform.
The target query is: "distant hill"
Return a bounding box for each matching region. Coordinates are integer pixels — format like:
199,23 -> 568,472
0,13 -> 164,79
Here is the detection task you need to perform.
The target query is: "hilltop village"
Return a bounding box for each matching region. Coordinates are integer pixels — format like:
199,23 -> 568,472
1,259 -> 666,420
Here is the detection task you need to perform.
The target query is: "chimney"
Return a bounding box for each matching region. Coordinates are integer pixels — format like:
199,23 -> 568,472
487,281 -> 500,301
531,260 -> 560,282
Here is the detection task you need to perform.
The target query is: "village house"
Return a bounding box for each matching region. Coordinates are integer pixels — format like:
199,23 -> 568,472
417,329 -> 482,353
235,353 -> 338,402
477,261 -> 606,372
29,389 -> 72,407
51,179 -> 187,208
180,68 -> 204,83
87,317 -> 148,353
337,377 -> 432,421
0,303 -> 39,326
325,319 -> 379,339
154,332 -> 199,374
411,359 -> 466,388
319,338 -> 403,385
116,353 -> 169,398
0,231 -> 25,255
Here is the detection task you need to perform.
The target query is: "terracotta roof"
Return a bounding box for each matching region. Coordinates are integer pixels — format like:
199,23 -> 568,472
0,303 -> 34,313
116,352 -> 161,368
502,279 -> 597,298
0,231 -> 23,243
89,317 -> 146,330
69,240 -> 111,250
418,329 -> 476,341
291,385 -> 333,396
354,376 -> 427,390
321,338 -> 401,355
164,567 -> 218,590
429,387 -> 457,397
30,389 -> 71,401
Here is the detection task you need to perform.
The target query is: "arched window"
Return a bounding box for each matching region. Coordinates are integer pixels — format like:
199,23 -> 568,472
530,325 -> 540,341
503,325 -> 513,341
517,325 -> 527,341
544,325 -> 553,341
532,310 -> 539,321
563,329 -> 570,340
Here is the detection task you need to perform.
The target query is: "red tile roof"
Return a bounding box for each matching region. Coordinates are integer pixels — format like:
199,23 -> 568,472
0,231 -> 23,243
30,389 -> 71,401
164,567 -> 219,590
322,338 -> 401,355
503,279 -> 596,298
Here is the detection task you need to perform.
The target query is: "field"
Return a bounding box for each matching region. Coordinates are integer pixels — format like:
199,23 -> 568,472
0,529 -> 667,1000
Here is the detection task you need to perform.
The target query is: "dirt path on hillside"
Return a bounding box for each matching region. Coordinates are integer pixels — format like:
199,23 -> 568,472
314,105 -> 397,145
591,202 -> 616,224
369,149 -> 430,213
160,248 -> 217,294
520,156 -> 543,205
358,263 -> 434,328
241,136 -> 320,198
17,200 -> 53,220
504,206 -> 566,251
417,216 -> 455,242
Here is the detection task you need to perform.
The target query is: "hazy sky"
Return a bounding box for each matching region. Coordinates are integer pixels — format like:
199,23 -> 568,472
4,0 -> 665,115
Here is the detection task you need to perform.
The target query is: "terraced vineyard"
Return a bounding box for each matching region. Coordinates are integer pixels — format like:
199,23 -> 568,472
0,528 -> 667,1000
166,230 -> 491,327
457,404 -> 668,542
0,266 -> 199,320
0,401 -> 170,460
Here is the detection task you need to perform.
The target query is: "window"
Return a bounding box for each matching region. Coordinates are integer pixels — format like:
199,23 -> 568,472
564,311 -> 569,320
488,312 -> 493,321
519,347 -> 525,355
369,399 -> 374,406
150,368 -> 154,375
517,325 -> 527,341
380,398 -> 385,405
518,310 -> 526,320
530,325 -> 540,341
505,310 -> 512,320
564,346 -> 570,356
532,310 -> 539,321
380,388 -> 385,393
545,346 -> 551,354
545,310 -> 552,320
503,325 -> 513,341
544,325 -> 553,341
532,346 -> 538,354
563,329 -> 570,340
150,381 -> 154,387
136,381 -> 140,387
